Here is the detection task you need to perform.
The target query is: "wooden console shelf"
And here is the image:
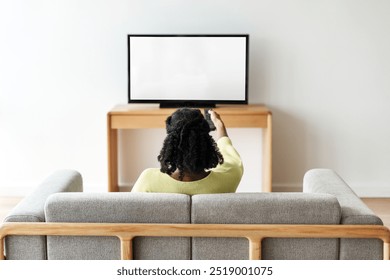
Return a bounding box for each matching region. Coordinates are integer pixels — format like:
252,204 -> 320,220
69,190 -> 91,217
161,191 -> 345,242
107,104 -> 272,192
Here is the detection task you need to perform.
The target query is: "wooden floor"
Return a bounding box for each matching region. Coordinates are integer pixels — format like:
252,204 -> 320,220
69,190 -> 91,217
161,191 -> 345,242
361,198 -> 390,227
0,196 -> 389,227
0,197 -> 23,222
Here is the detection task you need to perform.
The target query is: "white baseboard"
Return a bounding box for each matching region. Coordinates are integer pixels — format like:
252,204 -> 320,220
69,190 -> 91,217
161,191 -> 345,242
121,183 -> 390,197
351,185 -> 390,198
273,183 -> 390,198
0,184 -> 108,197
272,183 -> 302,193
1,183 -> 389,198
0,187 -> 31,197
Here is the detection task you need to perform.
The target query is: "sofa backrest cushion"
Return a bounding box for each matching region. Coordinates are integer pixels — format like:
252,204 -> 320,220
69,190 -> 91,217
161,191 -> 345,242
191,193 -> 342,260
44,192 -> 191,260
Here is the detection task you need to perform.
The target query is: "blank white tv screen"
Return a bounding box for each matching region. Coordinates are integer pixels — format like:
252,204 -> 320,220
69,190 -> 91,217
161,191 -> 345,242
128,35 -> 248,104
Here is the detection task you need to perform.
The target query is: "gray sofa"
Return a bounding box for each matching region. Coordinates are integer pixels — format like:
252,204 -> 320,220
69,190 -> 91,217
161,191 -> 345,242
2,169 -> 384,260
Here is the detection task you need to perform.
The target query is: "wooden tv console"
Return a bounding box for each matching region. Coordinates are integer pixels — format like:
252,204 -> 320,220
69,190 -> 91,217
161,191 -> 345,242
107,104 -> 272,192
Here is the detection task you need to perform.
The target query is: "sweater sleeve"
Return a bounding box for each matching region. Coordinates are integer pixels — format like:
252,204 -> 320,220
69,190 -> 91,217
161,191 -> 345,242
131,169 -> 151,192
214,136 -> 243,178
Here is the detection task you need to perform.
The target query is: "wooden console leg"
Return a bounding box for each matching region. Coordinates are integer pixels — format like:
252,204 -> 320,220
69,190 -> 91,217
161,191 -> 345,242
262,113 -> 272,192
107,114 -> 119,192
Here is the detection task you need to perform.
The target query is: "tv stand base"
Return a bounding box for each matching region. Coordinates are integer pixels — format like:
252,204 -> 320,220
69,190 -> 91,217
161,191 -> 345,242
159,102 -> 216,108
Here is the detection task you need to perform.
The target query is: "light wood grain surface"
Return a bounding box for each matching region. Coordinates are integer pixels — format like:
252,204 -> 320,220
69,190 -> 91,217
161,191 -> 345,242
1,222 -> 389,260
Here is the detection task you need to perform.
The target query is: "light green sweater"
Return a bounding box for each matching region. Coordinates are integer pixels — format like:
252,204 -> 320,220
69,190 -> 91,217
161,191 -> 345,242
131,137 -> 243,194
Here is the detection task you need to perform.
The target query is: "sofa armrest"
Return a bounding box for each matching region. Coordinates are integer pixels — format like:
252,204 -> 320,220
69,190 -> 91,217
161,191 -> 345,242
303,168 -> 383,259
303,169 -> 382,225
3,169 -> 82,260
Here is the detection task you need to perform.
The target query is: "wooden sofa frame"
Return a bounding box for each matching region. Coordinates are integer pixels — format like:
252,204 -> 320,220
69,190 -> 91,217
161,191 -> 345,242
1,222 -> 389,260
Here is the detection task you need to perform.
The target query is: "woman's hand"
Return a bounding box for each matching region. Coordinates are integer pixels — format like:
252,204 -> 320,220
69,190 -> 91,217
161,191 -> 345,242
208,109 -> 228,140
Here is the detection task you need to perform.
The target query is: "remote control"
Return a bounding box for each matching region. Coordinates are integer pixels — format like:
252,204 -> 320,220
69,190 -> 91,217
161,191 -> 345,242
204,109 -> 216,131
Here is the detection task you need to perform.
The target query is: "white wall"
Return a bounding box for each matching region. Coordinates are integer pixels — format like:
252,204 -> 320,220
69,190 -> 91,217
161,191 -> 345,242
1,0 -> 390,196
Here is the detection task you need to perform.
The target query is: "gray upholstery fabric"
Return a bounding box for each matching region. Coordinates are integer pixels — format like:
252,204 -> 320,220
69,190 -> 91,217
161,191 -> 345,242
4,168 -> 384,260
44,192 -> 191,260
303,169 -> 383,259
3,170 -> 82,260
191,192 -> 341,260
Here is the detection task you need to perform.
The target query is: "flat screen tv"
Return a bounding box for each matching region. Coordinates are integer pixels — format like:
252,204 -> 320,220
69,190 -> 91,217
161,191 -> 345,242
128,34 -> 249,107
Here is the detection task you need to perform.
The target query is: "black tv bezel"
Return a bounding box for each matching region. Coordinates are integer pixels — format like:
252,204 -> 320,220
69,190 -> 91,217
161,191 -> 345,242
127,34 -> 249,107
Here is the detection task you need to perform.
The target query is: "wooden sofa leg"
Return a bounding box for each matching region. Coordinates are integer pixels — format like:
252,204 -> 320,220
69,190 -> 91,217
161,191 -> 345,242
248,238 -> 263,260
384,242 -> 390,260
0,238 -> 4,260
120,237 -> 134,260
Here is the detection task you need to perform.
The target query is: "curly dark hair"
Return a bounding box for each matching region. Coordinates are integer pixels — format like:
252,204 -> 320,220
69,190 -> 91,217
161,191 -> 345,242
158,108 -> 224,180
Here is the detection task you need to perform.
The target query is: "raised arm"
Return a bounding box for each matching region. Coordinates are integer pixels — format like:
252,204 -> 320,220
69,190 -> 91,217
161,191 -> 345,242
209,109 -> 228,140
